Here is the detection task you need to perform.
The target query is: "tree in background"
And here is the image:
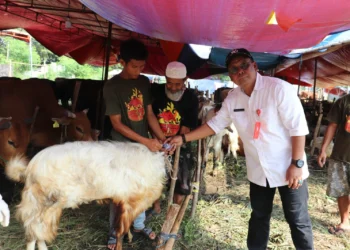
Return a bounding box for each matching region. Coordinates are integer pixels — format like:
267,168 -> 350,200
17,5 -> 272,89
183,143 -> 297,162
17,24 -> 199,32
0,36 -> 41,78
0,33 -> 111,80
32,39 -> 58,65
54,56 -> 103,80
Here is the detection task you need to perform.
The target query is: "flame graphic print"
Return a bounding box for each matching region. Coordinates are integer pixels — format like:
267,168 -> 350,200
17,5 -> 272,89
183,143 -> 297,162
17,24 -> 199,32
125,88 -> 145,121
158,102 -> 181,136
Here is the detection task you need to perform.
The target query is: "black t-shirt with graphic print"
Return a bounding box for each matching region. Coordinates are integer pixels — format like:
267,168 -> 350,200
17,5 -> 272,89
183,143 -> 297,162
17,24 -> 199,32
151,84 -> 198,137
327,94 -> 350,163
103,74 -> 151,142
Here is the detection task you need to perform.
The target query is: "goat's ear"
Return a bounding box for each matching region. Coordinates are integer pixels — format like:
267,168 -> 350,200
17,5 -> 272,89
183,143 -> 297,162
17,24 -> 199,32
82,109 -> 89,114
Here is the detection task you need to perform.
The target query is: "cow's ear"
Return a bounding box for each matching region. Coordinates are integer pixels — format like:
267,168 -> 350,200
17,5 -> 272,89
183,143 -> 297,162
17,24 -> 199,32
52,117 -> 72,126
0,117 -> 12,122
24,117 -> 33,125
82,109 -> 89,114
0,120 -> 11,130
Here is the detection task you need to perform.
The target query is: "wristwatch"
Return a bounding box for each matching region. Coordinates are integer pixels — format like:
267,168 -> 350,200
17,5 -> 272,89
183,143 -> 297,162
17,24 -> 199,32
291,159 -> 304,168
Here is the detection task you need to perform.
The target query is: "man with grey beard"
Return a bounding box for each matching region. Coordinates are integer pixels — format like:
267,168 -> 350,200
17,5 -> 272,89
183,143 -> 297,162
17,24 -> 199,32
151,61 -> 199,208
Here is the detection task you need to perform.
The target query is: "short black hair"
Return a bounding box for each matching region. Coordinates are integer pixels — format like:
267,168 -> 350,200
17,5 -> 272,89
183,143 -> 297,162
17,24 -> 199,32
119,39 -> 148,63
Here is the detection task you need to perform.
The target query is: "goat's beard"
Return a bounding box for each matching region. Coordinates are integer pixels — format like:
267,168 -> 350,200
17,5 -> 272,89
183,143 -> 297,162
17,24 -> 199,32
165,87 -> 185,102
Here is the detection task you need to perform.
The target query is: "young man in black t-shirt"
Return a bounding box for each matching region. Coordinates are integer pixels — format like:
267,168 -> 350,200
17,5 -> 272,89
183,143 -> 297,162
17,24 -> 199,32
104,39 -> 166,249
152,61 -> 198,205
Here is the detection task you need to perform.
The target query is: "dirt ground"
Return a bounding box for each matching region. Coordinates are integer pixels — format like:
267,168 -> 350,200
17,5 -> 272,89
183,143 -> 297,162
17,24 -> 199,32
0,152 -> 349,250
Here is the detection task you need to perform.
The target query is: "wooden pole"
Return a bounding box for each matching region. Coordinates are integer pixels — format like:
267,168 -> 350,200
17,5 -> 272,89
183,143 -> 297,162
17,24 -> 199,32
103,22 -> 113,81
191,139 -> 202,218
313,58 -> 318,107
311,103 -> 323,155
164,194 -> 192,250
97,22 -> 112,139
28,106 -> 39,141
168,147 -> 181,207
297,55 -> 303,97
71,80 -> 81,113
156,204 -> 181,250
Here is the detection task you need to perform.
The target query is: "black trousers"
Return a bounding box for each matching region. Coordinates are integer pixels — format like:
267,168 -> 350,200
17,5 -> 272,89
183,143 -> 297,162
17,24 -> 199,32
247,180 -> 314,250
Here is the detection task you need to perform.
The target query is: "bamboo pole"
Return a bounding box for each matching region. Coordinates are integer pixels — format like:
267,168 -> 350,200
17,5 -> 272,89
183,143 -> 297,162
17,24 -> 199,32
164,194 -> 192,250
60,80 -> 81,144
313,58 -> 318,107
311,103 -> 323,155
297,55 -> 303,97
71,80 -> 82,113
156,204 -> 181,250
191,139 -> 202,218
168,147 -> 181,207
28,106 -> 39,141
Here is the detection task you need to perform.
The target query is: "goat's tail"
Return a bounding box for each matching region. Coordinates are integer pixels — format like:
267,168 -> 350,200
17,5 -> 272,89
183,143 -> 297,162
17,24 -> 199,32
5,155 -> 28,183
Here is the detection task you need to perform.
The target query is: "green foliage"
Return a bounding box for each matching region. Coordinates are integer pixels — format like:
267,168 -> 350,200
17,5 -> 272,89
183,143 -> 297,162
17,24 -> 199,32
0,36 -> 41,78
0,33 -> 106,80
32,39 -> 58,64
54,56 -> 103,80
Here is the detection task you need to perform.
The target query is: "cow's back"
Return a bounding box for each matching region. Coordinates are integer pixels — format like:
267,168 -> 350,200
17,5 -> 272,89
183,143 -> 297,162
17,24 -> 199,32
0,80 -> 38,121
0,79 -> 65,121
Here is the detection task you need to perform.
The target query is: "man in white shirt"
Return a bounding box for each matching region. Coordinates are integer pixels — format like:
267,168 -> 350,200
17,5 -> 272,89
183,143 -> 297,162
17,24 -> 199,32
167,49 -> 314,250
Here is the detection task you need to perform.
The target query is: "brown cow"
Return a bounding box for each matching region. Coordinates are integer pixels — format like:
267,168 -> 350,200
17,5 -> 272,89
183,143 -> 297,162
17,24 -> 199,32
0,78 -> 96,150
30,109 -> 95,148
0,117 -> 30,203
0,117 -> 30,165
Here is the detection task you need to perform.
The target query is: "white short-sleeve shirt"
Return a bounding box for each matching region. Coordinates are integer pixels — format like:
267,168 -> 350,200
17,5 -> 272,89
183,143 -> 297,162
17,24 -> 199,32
207,73 -> 309,187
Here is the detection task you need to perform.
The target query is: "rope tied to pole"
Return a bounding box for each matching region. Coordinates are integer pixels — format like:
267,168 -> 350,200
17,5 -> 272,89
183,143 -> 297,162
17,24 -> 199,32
155,233 -> 180,249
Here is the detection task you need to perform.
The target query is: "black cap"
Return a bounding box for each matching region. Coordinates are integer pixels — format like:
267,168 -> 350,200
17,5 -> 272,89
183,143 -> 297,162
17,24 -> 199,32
225,48 -> 254,67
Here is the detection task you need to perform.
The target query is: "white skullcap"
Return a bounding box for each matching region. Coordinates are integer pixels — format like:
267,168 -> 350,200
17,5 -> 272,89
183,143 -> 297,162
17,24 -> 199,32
165,61 -> 187,79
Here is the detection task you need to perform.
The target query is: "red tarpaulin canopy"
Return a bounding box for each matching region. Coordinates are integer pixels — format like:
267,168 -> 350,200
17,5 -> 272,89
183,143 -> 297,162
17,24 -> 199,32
81,0 -> 350,52
2,0 -> 350,79
276,44 -> 350,88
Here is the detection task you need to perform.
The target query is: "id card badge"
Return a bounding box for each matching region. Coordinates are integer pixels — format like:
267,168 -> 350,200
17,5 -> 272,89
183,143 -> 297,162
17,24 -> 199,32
254,109 -> 261,139
254,122 -> 261,139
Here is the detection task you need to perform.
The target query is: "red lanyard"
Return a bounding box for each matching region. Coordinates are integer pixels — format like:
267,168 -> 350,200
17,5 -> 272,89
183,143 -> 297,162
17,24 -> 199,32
254,109 -> 261,139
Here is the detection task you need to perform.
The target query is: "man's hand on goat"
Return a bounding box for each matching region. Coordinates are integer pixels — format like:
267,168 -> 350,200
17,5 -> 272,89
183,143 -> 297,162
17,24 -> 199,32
144,138 -> 163,152
0,195 -> 10,227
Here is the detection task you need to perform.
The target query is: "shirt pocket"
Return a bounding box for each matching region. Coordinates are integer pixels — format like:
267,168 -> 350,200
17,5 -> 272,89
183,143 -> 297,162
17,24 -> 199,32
231,111 -> 249,132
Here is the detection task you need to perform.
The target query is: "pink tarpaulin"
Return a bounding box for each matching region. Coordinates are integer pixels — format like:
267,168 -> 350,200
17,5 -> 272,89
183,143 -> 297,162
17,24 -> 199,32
276,44 -> 350,88
81,0 -> 350,53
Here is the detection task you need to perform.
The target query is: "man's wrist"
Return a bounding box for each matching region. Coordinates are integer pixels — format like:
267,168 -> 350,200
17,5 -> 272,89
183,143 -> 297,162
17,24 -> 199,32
140,137 -> 150,145
291,159 -> 304,168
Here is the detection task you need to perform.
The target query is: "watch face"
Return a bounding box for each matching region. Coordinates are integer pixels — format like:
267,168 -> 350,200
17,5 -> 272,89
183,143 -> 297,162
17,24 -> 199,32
296,160 -> 304,168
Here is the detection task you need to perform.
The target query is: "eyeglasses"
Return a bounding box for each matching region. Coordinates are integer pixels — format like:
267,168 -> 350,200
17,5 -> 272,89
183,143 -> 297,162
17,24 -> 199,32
228,61 -> 252,75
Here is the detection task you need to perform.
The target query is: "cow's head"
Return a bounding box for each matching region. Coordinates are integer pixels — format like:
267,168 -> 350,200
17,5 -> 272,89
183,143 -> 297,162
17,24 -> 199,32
0,117 -> 30,166
52,109 -> 99,142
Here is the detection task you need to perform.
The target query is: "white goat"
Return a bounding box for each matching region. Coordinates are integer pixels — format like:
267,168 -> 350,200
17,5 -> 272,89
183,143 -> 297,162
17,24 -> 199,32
6,141 -> 166,250
200,106 -> 240,172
